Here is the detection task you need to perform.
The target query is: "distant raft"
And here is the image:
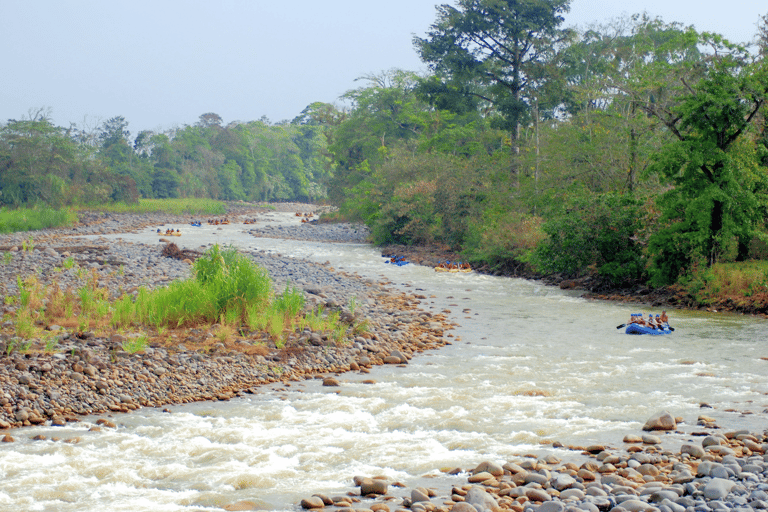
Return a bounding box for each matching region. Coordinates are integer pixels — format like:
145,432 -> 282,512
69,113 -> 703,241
434,261 -> 472,273
383,254 -> 409,266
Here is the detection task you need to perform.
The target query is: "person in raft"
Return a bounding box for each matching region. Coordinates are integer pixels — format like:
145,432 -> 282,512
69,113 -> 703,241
660,311 -> 669,326
647,314 -> 658,329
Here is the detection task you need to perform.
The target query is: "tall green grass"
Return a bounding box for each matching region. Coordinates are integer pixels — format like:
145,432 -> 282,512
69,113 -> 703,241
79,198 -> 227,216
0,206 -> 77,233
112,244 -> 272,329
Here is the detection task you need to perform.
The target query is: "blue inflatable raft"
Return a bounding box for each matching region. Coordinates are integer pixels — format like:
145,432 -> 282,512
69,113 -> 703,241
625,324 -> 673,335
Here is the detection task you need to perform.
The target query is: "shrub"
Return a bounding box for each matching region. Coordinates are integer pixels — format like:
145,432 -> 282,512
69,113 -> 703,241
533,193 -> 646,286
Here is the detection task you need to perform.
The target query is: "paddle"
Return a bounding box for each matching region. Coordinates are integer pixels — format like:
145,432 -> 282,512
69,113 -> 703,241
616,323 -> 626,329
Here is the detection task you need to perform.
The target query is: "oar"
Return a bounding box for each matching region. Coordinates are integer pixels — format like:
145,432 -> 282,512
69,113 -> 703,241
616,323 -> 626,329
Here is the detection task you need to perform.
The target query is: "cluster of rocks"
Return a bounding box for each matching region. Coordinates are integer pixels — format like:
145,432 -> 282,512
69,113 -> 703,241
0,205 -> 454,431
297,421 -> 768,512
248,221 -> 371,244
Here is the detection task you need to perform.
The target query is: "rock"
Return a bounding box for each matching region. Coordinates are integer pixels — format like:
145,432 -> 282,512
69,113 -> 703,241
300,496 -> 325,509
322,377 -> 340,387
636,464 -> 660,477
473,461 -> 504,477
559,489 -> 585,500
360,478 -> 388,496
642,411 -> 676,431
450,503 -> 478,512
537,502 -> 565,512
641,434 -> 662,445
703,478 -> 736,500
525,488 -> 551,502
681,444 -> 706,458
619,499 -> 655,511
411,488 -> 430,503
552,473 -> 576,490
465,486 -> 498,510
468,471 -> 495,483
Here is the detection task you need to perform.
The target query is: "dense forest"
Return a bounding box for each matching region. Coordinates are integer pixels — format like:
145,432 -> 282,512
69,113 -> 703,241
2,2 -> 768,292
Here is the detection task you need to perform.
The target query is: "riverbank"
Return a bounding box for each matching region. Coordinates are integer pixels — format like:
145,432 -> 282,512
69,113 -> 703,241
0,203 -> 455,431
374,243 -> 768,317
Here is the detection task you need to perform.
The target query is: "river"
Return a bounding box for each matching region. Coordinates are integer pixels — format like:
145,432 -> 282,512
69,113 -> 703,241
0,214 -> 766,511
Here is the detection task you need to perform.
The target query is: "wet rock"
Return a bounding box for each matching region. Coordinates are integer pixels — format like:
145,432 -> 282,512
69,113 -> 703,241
642,411 -> 676,431
359,478 -> 388,496
300,496 -> 325,509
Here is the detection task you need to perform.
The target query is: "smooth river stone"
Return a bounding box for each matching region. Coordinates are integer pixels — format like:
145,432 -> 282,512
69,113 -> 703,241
642,411 -> 676,431
559,489 -> 585,500
300,496 -> 325,509
468,471 -> 494,483
465,486 -> 498,510
703,478 -> 737,500
450,503 -> 478,512
473,460 -> 504,476
618,499 -> 656,511
681,444 -> 706,458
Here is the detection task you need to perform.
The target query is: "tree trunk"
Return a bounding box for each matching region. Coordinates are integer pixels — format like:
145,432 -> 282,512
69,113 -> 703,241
708,199 -> 724,265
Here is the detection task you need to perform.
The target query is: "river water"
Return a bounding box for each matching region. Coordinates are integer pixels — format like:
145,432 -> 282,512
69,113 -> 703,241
1,214 -> 766,511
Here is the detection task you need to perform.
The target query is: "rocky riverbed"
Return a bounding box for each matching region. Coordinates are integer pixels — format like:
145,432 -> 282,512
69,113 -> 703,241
0,203 -> 454,432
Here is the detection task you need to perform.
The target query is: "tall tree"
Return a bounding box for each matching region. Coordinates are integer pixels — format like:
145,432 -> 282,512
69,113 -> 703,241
645,42 -> 768,284
414,0 -> 572,146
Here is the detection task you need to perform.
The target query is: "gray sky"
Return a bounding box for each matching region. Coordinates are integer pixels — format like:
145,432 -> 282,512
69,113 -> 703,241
1,0 -> 765,134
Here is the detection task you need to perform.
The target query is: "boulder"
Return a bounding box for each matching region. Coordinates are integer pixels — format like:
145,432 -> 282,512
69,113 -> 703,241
642,411 -> 676,431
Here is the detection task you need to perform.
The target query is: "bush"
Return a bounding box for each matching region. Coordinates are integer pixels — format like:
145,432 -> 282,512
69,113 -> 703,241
532,193 -> 646,286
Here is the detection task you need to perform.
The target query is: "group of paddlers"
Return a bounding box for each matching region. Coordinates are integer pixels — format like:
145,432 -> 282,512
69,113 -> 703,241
629,311 -> 670,330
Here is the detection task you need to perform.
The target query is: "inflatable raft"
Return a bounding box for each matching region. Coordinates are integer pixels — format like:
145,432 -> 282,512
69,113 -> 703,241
625,324 -> 673,335
434,266 -> 472,273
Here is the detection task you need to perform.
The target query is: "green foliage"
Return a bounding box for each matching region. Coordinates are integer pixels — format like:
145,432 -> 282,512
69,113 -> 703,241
122,334 -> 148,354
0,206 -> 77,233
112,245 -> 272,330
533,194 -> 646,285
415,0 -> 572,134
84,198 -> 225,216
645,53 -> 768,285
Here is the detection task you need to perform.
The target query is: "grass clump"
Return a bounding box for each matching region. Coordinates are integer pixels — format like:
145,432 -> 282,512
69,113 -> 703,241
112,244 -> 272,330
0,206 -> 77,234
80,198 -> 226,216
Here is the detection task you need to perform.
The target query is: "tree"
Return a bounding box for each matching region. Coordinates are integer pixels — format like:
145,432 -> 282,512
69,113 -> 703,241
414,0 -> 572,142
198,112 -> 223,128
645,45 -> 768,285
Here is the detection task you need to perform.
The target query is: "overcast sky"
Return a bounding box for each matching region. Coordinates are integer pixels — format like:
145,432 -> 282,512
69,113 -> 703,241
1,0 -> 765,134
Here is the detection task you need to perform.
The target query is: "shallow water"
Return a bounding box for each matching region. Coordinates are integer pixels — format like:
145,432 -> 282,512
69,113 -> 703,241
1,214 -> 766,511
